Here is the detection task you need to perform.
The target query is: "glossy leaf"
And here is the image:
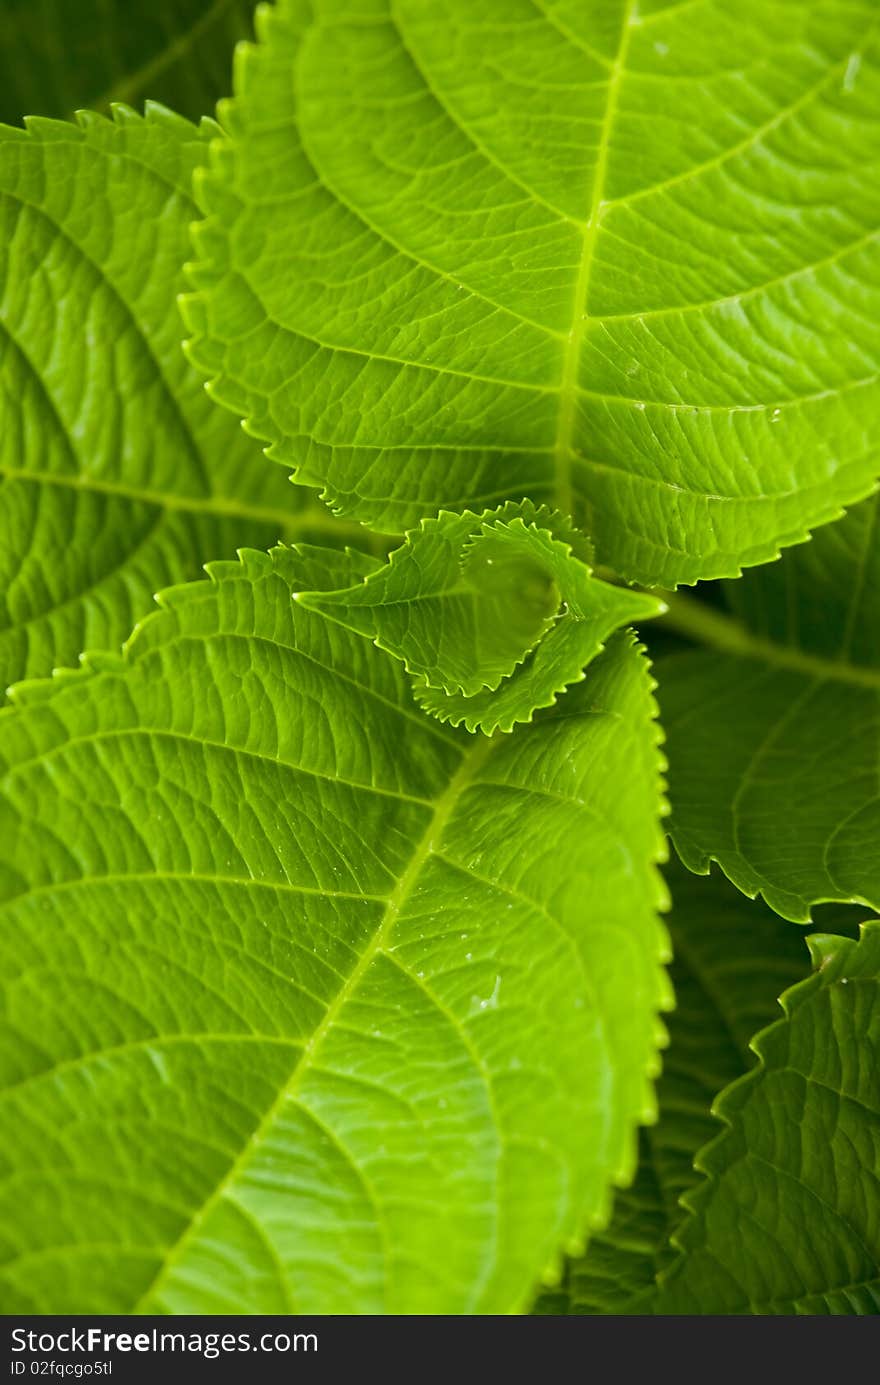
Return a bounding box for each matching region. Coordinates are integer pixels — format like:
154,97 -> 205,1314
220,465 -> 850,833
0,545 -> 669,1314
188,0 -> 880,586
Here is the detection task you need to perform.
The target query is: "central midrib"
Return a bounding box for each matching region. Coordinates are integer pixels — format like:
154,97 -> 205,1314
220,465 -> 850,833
130,731 -> 498,1314
553,0 -> 636,519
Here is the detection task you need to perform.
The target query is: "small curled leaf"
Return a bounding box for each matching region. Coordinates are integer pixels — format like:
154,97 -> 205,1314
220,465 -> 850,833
297,504 -> 665,733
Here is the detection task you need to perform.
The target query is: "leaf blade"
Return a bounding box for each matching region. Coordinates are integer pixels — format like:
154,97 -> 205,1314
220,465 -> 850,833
0,0 -> 254,124
535,860 -> 819,1313
657,924 -> 880,1314
189,0 -> 880,585
0,105 -> 357,698
0,547 -> 669,1314
660,493 -> 880,920
298,505 -> 663,730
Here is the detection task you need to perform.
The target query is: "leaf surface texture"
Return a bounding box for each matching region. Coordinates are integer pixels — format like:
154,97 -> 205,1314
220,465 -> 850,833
0,106 -> 344,697
536,860 -> 816,1313
661,492 -> 880,920
299,504 -> 662,732
0,545 -> 668,1313
0,0 -> 253,124
190,0 -> 880,585
657,924 -> 880,1314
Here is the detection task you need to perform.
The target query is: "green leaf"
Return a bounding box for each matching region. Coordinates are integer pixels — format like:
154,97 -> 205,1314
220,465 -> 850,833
298,504 -> 663,732
726,491 -> 880,669
656,923 -> 880,1314
0,0 -> 254,125
0,105 -> 356,699
0,545 -> 669,1314
534,858 -> 814,1314
299,509 -> 560,697
188,0 -> 880,587
659,492 -> 880,921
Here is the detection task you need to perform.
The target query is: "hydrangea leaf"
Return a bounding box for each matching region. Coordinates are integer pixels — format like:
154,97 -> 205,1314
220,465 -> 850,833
535,859 -> 816,1314
298,504 -> 663,730
299,510 -> 561,697
188,0 -> 880,587
0,545 -> 669,1314
659,492 -> 880,921
0,105 -> 355,699
0,1 -> 254,126
656,924 -> 880,1314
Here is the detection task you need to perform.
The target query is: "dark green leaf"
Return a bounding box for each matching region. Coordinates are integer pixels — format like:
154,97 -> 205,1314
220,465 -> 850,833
660,493 -> 880,920
0,0 -> 253,125
657,924 -> 880,1314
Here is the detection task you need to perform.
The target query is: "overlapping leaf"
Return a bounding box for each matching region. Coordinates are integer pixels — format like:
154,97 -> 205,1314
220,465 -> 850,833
535,860 -> 816,1314
660,492 -> 880,921
0,105 -> 351,699
0,0 -> 253,125
657,924 -> 880,1314
188,0 -> 880,586
0,0 -> 875,1325
298,504 -> 663,732
0,544 -> 669,1314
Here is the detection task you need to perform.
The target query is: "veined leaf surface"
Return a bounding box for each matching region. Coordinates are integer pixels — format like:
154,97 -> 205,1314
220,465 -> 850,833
660,492 -> 880,921
0,105 -> 349,698
0,545 -> 668,1314
0,0 -> 253,125
299,504 -> 663,732
189,0 -> 880,586
657,924 -> 880,1314
536,860 -> 815,1313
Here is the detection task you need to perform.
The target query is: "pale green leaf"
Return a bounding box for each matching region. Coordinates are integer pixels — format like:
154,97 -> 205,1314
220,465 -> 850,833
188,0 -> 880,586
659,492 -> 880,921
0,545 -> 669,1314
0,105 -> 357,699
298,504 -> 663,732
0,0 -> 253,125
534,858 -> 814,1314
656,923 -> 880,1314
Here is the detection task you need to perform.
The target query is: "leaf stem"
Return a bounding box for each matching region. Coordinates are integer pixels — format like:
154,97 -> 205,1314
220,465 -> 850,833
655,591 -> 880,690
653,591 -> 757,656
95,0 -> 242,111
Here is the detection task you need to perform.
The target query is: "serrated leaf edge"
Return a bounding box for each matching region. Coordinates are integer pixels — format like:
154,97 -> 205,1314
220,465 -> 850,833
671,838 -> 880,927
1,546 -> 674,1317
526,635 -> 673,1305
654,920 -> 880,1307
179,3 -> 880,587
295,506 -> 651,707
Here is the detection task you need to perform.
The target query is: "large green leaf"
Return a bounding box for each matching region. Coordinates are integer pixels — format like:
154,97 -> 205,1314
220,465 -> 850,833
188,0 -> 880,587
534,859 -> 814,1314
656,923 -> 880,1314
0,0 -> 253,126
659,492 -> 880,921
299,503 -> 663,732
0,545 -> 668,1314
0,105 -> 353,699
